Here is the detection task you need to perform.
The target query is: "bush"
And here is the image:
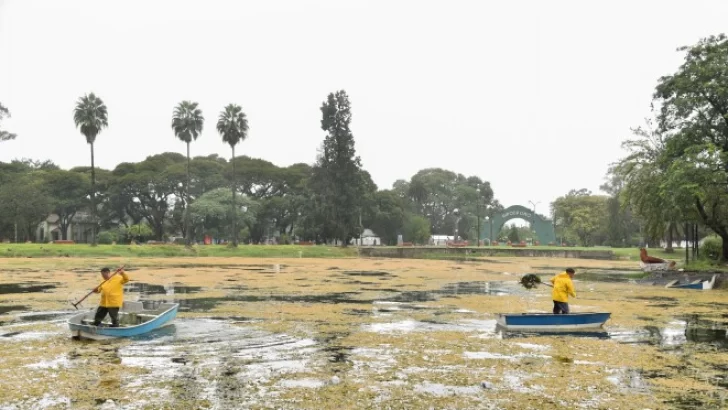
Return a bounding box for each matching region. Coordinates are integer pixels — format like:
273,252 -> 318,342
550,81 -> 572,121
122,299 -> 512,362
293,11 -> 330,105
700,236 -> 722,261
98,230 -> 119,245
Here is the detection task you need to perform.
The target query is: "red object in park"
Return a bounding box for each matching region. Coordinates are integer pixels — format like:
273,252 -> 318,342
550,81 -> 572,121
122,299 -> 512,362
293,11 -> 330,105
204,235 -> 212,245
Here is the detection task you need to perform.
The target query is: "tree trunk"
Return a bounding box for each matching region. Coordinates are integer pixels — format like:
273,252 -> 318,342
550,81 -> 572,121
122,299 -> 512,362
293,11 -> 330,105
60,219 -> 68,240
185,142 -> 191,247
14,220 -> 17,243
231,146 -> 238,247
664,222 -> 674,253
90,142 -> 97,246
721,233 -> 728,262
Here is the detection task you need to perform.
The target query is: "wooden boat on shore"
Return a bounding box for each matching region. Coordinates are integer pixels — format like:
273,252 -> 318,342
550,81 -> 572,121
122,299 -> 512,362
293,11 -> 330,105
68,301 -> 178,340
496,312 -> 611,331
665,275 -> 717,290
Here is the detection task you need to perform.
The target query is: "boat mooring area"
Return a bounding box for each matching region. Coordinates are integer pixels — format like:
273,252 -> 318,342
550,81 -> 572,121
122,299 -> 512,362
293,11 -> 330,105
1,257 -> 726,409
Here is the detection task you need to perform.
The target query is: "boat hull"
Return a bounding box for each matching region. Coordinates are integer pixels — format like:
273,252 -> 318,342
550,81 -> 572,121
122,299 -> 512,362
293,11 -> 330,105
68,302 -> 178,340
496,312 -> 611,331
667,275 -> 717,290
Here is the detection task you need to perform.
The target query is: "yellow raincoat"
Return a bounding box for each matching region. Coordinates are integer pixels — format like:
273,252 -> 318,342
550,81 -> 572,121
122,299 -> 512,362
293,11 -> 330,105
97,272 -> 130,308
550,272 -> 576,302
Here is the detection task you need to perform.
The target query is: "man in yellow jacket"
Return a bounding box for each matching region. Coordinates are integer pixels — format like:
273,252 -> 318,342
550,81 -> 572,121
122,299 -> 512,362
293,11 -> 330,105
92,267 -> 130,327
550,268 -> 576,314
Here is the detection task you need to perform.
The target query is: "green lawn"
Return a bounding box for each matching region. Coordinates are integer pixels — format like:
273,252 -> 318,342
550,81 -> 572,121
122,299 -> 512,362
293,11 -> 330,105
0,244 -> 720,272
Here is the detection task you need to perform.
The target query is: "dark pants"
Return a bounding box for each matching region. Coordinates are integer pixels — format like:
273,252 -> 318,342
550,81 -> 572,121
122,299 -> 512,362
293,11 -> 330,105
553,301 -> 570,314
94,307 -> 120,327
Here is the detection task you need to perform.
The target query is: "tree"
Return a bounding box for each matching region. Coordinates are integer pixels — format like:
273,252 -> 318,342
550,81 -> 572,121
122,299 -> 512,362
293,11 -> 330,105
551,189 -> 609,246
217,104 -> 249,247
403,168 -> 493,236
366,190 -> 406,245
171,101 -> 204,246
110,153 -> 186,240
73,92 -> 108,246
187,188 -> 258,242
0,102 -> 17,143
651,34 -> 728,259
507,225 -> 520,243
0,174 -> 51,242
42,170 -> 91,240
0,160 -> 60,241
309,90 -> 367,245
600,167 -> 641,247
663,145 -> 728,258
614,121 -> 683,250
403,214 -> 430,244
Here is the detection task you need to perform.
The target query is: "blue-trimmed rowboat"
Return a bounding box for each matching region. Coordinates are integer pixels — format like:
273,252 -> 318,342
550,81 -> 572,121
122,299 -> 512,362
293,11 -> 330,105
496,312 -> 611,331
665,275 -> 717,290
68,301 -> 178,340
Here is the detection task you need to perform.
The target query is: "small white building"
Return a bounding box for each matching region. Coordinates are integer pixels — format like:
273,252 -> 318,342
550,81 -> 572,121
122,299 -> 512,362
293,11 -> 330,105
328,228 -> 381,246
350,228 -> 381,246
430,235 -> 454,246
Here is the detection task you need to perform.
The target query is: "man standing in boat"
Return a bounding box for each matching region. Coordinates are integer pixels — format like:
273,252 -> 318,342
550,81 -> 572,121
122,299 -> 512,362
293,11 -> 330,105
550,268 -> 576,314
92,267 -> 130,327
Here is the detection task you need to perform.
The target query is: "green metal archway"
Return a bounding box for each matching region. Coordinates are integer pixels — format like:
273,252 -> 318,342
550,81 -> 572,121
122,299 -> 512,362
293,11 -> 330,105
481,205 -> 556,245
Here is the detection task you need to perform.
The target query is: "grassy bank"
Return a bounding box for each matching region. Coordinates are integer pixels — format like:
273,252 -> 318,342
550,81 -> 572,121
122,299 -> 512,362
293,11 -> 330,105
0,244 -> 723,272
0,243 -> 358,258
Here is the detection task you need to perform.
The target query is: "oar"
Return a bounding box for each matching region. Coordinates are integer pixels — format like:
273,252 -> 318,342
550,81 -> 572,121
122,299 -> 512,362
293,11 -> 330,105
71,265 -> 126,310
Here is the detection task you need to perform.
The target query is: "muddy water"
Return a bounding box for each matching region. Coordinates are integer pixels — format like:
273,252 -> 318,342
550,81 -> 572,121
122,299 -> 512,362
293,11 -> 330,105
0,256 -> 726,409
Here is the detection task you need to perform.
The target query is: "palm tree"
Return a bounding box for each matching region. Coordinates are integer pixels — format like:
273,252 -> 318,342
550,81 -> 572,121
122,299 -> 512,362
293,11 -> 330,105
216,104 -> 249,247
73,93 -> 108,246
171,101 -> 204,246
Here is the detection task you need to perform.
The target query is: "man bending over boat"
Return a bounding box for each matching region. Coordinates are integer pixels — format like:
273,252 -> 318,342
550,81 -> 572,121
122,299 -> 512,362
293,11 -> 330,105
93,267 -> 130,327
550,268 -> 576,314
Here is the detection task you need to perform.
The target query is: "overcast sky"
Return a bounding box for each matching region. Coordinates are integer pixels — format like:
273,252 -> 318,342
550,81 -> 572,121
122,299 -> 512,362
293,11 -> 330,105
1,0 -> 727,220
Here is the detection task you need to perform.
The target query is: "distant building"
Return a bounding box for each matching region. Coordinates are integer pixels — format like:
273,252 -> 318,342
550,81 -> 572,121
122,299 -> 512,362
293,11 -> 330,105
36,212 -> 95,243
326,228 -> 380,246
350,228 -> 381,246
430,235 -> 454,246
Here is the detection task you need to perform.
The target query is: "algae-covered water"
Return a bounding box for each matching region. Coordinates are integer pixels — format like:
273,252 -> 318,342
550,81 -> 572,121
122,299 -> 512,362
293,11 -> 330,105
0,257 -> 726,409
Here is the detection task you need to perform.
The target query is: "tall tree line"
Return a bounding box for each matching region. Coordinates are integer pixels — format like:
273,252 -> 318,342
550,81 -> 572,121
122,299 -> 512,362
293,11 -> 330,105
611,34 -> 728,259
0,91 -> 498,246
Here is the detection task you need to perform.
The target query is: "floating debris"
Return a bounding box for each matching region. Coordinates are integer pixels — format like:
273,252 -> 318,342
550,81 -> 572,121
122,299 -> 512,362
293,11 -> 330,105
519,274 -> 542,289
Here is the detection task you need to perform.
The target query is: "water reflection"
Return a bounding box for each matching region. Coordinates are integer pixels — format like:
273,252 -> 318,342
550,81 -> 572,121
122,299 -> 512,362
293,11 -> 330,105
609,319 -> 727,348
494,318 -> 727,349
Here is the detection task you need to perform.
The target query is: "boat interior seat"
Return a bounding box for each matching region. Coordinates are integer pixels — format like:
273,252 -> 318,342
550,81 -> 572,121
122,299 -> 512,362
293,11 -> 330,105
80,319 -> 129,327
122,301 -> 145,312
